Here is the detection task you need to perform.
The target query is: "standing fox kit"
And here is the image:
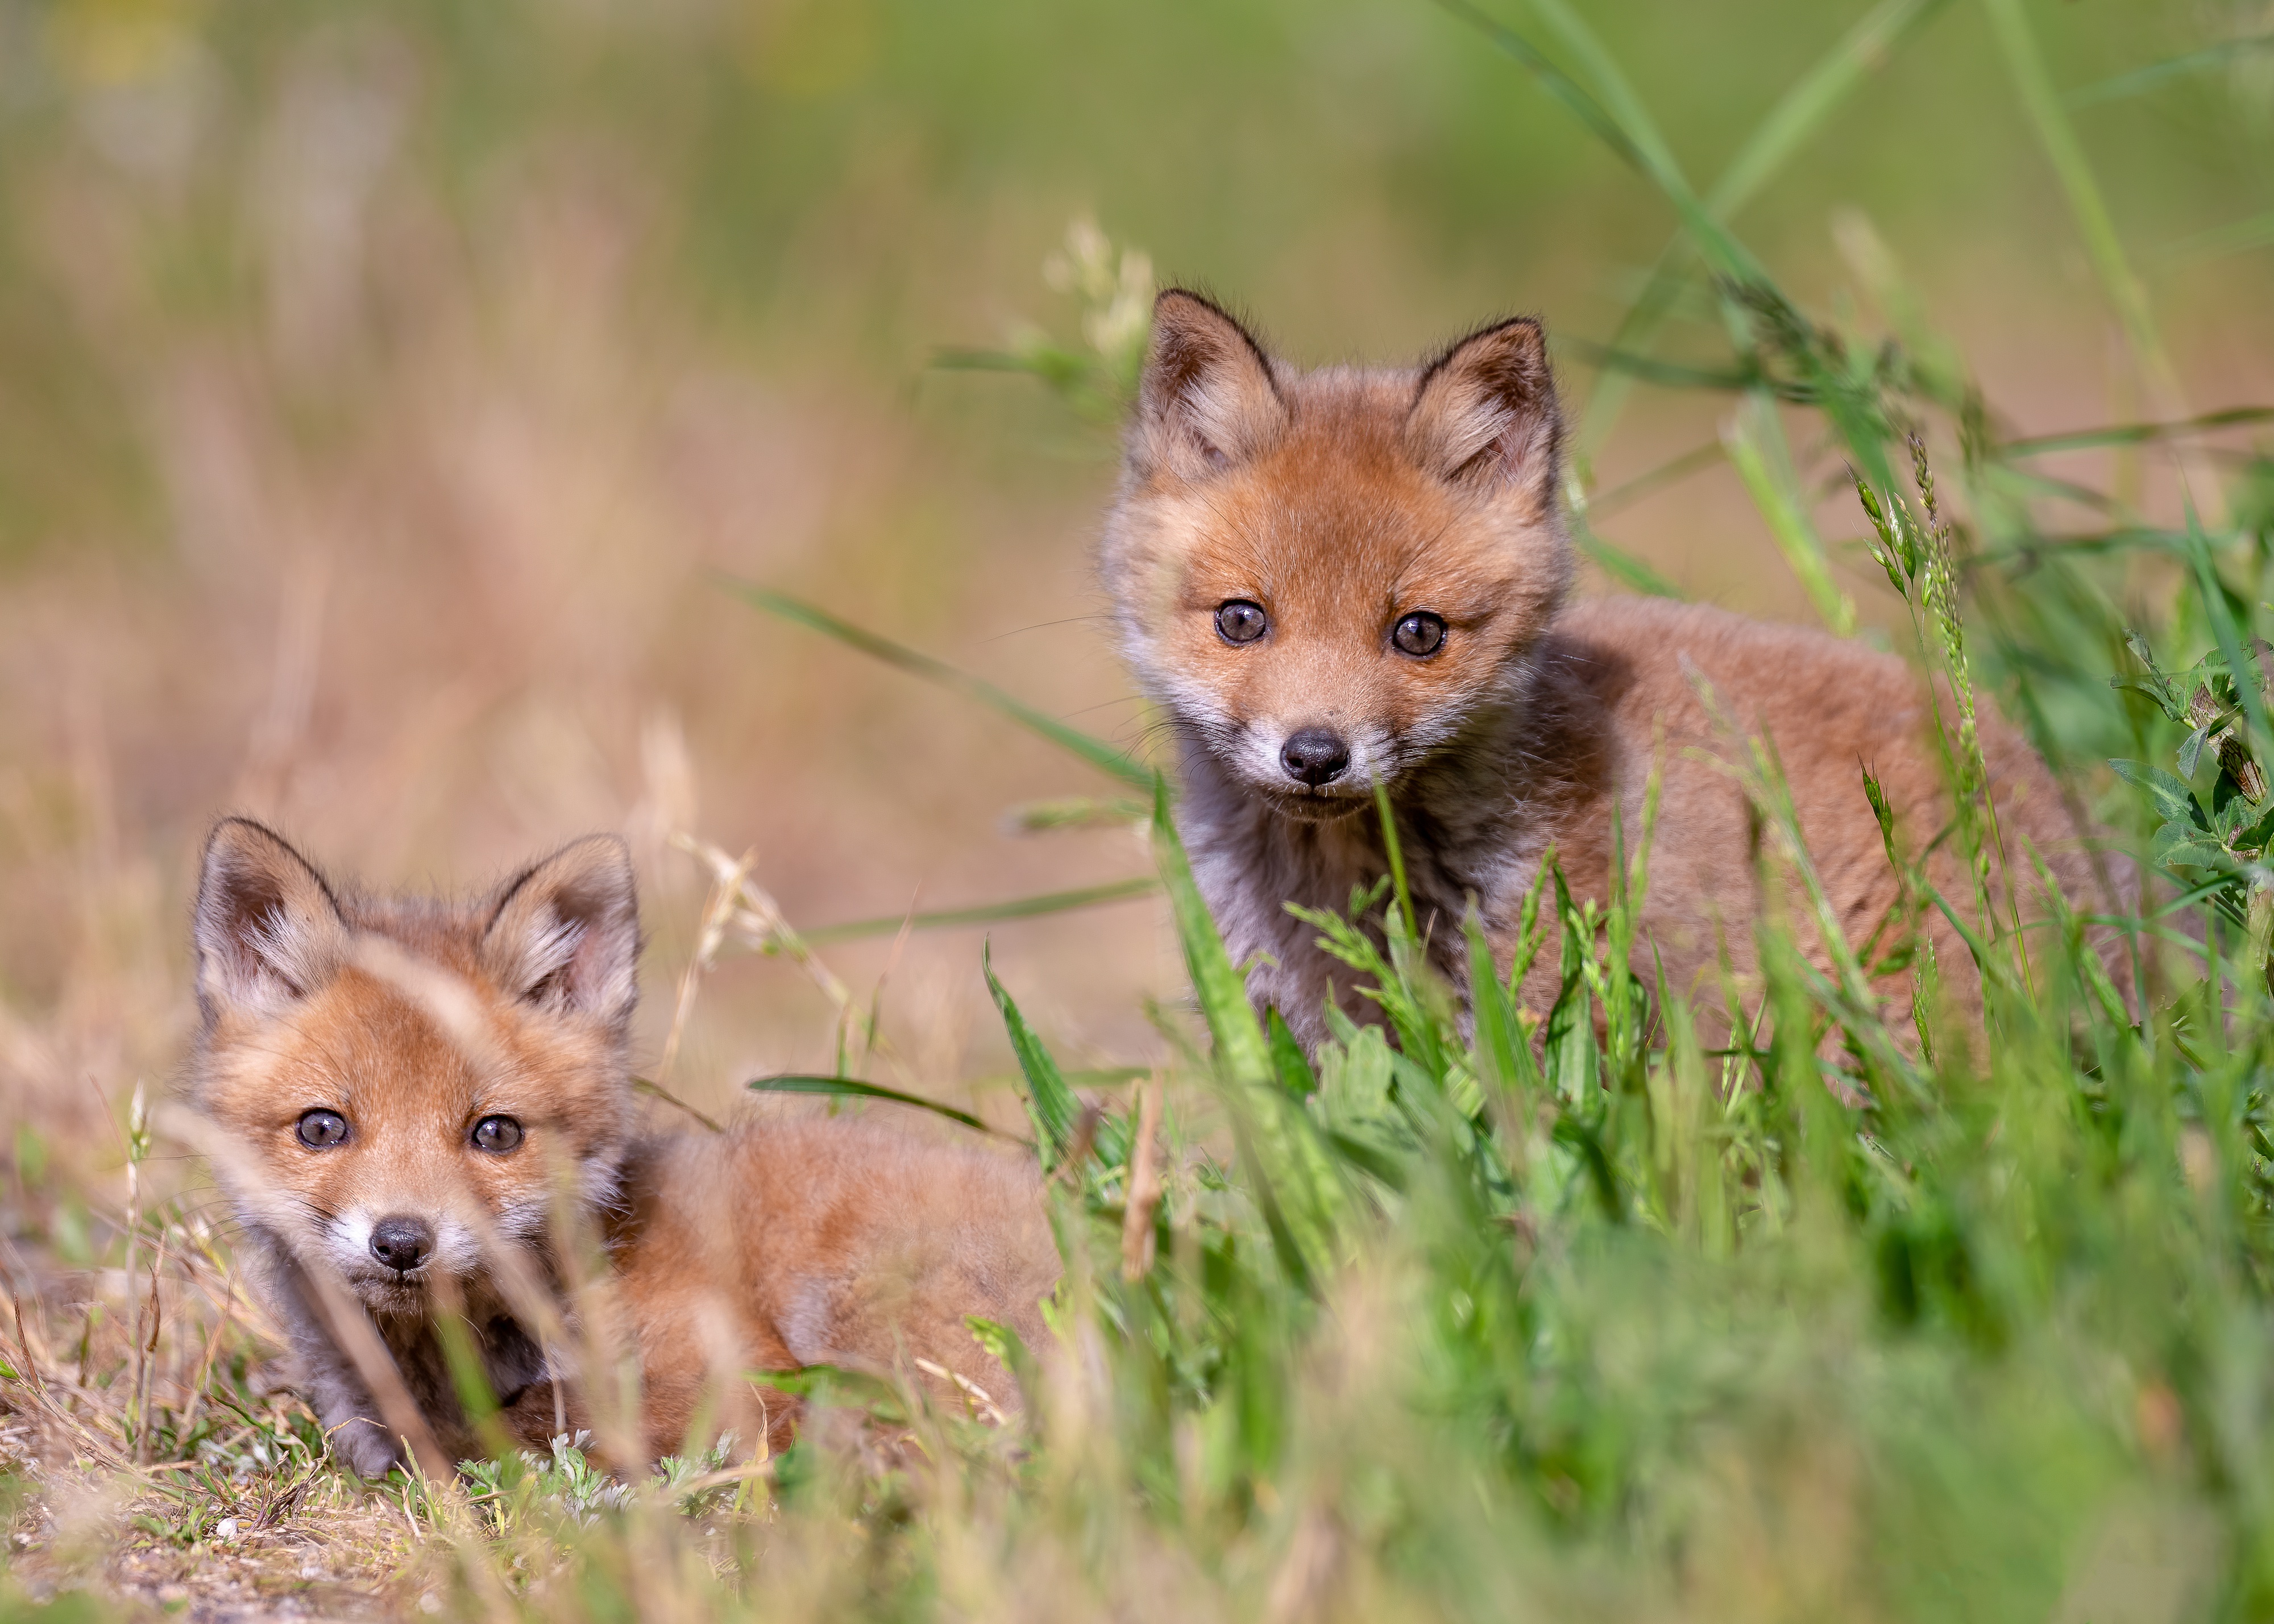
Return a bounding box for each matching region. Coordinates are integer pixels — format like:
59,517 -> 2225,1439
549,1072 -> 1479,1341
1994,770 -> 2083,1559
1104,292 -> 2114,1046
189,820 -> 1057,1477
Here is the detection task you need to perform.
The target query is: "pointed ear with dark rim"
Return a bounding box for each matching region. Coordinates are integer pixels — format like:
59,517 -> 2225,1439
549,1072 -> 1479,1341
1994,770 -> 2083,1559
1405,318 -> 1562,508
1128,290 -> 1288,480
194,819 -> 349,1023
482,836 -> 640,1028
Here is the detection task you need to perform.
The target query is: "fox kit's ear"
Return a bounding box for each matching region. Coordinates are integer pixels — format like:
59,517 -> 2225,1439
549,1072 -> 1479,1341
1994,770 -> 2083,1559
1129,290 -> 1288,480
1405,317 -> 1562,511
193,819 -> 348,1024
482,836 -> 640,1028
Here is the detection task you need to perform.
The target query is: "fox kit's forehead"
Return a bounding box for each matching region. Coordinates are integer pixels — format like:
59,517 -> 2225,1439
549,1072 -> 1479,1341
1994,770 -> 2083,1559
189,818 -> 644,1170
1106,298 -> 1567,647
1165,376 -> 1545,621
201,956 -> 615,1129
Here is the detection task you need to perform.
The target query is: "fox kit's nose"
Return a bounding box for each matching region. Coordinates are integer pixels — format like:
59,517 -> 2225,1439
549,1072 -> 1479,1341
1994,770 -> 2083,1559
370,1216 -> 434,1274
1280,728 -> 1351,787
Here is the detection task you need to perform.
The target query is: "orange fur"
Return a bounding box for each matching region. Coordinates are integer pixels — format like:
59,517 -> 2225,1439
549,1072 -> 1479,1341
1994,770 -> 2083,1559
1103,293 -> 2128,1052
187,820 -> 1056,1475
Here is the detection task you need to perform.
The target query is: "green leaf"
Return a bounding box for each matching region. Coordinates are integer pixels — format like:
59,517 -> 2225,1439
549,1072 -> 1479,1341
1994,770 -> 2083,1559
2110,758 -> 2204,830
2188,526 -> 2272,763
2178,719 -> 2217,781
1322,1128 -> 1410,1191
1267,1008 -> 1319,1100
747,1074 -> 1009,1139
2149,826 -> 2234,873
982,947 -> 1084,1170
724,580 -> 1153,790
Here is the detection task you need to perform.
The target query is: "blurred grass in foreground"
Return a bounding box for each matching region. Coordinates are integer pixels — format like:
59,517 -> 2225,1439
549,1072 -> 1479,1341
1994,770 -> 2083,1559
5,1 -> 2274,1619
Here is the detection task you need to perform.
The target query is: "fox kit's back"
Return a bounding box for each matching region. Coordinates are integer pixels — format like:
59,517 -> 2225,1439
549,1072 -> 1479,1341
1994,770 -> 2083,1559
1102,292 -> 2126,1047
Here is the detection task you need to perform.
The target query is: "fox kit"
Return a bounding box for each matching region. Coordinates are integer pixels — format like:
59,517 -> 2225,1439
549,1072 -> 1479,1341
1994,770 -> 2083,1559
188,819 -> 1058,1477
1103,291 -> 2122,1050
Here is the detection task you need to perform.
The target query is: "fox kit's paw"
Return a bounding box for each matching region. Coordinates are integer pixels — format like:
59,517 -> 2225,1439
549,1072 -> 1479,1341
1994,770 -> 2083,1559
327,1415 -> 406,1480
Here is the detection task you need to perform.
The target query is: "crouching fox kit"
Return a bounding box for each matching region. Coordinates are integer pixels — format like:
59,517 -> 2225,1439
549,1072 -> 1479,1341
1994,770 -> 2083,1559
188,819 -> 1058,1478
1104,292 -> 2124,1050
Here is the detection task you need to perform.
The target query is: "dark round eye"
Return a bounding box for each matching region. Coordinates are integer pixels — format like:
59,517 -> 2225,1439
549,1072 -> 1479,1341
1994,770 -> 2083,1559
1392,611 -> 1447,658
1215,600 -> 1269,645
296,1110 -> 349,1149
471,1116 -> 524,1154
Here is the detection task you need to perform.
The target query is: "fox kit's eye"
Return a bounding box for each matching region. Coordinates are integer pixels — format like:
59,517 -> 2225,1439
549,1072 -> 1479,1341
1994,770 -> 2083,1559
1215,600 -> 1269,645
296,1109 -> 349,1149
1392,611 -> 1447,658
471,1115 -> 525,1154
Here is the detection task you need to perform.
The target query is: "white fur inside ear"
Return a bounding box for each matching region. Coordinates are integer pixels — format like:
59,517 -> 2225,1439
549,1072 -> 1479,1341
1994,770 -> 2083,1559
1426,380 -> 1523,476
1406,319 -> 1561,500
232,910 -> 335,1010
1176,371 -> 1255,466
483,836 -> 640,1026
1135,294 -> 1287,479
515,916 -> 587,998
193,820 -> 348,1021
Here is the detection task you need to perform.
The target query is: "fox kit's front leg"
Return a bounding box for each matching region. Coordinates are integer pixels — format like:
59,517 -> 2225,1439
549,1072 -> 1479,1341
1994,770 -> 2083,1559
264,1250 -> 405,1478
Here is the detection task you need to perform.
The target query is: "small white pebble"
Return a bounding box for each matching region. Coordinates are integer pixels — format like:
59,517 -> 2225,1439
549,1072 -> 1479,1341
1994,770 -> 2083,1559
419,1591 -> 443,1614
300,1563 -> 321,1580
214,1518 -> 239,1543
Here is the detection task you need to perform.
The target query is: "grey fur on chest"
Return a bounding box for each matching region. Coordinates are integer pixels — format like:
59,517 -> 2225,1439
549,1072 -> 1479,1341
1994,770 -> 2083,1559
1175,711 -> 1563,1053
250,1231 -> 560,1476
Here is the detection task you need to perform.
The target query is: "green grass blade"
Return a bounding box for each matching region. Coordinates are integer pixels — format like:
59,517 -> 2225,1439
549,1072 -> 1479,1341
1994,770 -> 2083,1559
1981,0 -> 2182,418
1152,776 -> 1343,1288
793,877 -> 1160,947
1574,520 -> 1685,598
1517,0 -> 1763,284
1724,391 -> 1857,635
723,579 -> 1153,791
1998,406 -> 2274,459
1575,0 -> 1951,459
2161,210 -> 2274,266
747,1073 -> 1010,1139
983,944 -> 1085,1168
2187,523 -> 2272,761
1706,0 -> 1952,219
1578,441 -> 1725,522
2067,34 -> 2274,106
1466,907 -> 1522,1102
1151,777 -> 1272,1083
1431,0 -> 1652,173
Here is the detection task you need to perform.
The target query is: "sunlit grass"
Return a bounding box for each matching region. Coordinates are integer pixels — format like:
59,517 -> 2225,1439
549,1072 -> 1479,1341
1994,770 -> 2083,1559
3,4 -> 2274,1620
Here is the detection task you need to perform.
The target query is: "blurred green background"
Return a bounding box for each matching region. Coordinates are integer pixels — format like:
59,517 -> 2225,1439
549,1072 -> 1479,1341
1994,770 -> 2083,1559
0,0 -> 2267,1158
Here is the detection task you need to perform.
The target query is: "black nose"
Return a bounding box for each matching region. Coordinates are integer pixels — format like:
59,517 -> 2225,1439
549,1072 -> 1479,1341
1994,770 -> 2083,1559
370,1216 -> 433,1274
1280,728 -> 1351,787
